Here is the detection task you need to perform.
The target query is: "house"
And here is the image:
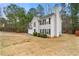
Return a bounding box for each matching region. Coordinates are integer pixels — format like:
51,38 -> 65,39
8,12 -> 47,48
28,5 -> 62,37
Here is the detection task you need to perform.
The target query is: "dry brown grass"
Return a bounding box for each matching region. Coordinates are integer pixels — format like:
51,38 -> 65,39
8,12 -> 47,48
0,32 -> 79,56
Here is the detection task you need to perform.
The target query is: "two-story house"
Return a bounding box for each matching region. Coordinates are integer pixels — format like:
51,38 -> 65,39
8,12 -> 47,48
28,5 -> 62,37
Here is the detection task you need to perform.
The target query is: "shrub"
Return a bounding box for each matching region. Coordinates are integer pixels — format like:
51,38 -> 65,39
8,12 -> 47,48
33,32 -> 47,38
37,33 -> 41,37
40,33 -> 47,38
40,33 -> 44,37
42,34 -> 47,38
33,32 -> 37,36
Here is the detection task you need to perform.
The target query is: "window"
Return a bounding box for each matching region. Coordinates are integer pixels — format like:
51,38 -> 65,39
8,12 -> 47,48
40,29 -> 42,33
49,18 -> 51,24
46,29 -> 51,34
43,29 -> 44,33
41,29 -> 43,33
39,19 -> 46,25
45,29 -> 46,34
41,29 -> 47,34
34,29 -> 36,32
45,19 -> 46,24
34,22 -> 36,27
43,20 -> 44,25
39,21 -> 41,25
49,29 -> 51,34
43,19 -> 46,25
42,20 -> 43,25
44,29 -> 45,34
46,29 -> 49,34
40,29 -> 41,33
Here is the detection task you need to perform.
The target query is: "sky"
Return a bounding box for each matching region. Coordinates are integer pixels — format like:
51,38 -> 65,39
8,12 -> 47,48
0,3 -> 61,18
0,3 -> 57,10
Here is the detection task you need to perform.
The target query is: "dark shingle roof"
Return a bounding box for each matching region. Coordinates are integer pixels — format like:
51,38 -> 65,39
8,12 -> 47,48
36,13 -> 54,19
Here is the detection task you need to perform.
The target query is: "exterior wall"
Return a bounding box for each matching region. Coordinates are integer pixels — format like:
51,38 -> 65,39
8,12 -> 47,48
39,25 -> 51,30
50,15 -> 55,37
32,17 -> 38,33
28,17 -> 39,35
56,14 -> 62,37
28,16 -> 52,36
28,6 -> 62,37
39,18 -> 51,36
55,7 -> 62,37
50,13 -> 62,37
59,15 -> 62,35
28,14 -> 62,37
28,29 -> 33,34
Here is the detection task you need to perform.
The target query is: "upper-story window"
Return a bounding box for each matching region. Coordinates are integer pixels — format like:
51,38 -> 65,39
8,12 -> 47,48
34,22 -> 36,27
39,20 -> 43,25
41,20 -> 43,25
49,18 -> 51,24
44,19 -> 46,24
43,19 -> 45,25
43,20 -> 44,25
39,19 -> 49,25
40,19 -> 46,25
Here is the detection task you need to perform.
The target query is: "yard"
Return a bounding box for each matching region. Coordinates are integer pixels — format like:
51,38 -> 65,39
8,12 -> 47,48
0,31 -> 79,56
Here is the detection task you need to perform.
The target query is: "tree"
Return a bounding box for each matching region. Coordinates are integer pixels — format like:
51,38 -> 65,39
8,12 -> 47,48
3,4 -> 27,32
26,8 -> 37,23
0,17 -> 6,31
37,4 -> 44,16
60,3 -> 68,33
0,7 -> 2,17
69,3 -> 79,33
28,8 -> 37,16
47,4 -> 52,14
61,3 -> 66,20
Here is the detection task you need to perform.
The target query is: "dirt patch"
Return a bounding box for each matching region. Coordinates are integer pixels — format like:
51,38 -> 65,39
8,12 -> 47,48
0,32 -> 79,56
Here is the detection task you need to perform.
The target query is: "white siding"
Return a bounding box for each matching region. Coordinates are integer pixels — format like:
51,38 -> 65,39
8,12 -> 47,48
28,6 -> 62,37
28,16 -> 39,35
51,15 -> 55,37
28,29 -> 33,34
55,8 -> 62,37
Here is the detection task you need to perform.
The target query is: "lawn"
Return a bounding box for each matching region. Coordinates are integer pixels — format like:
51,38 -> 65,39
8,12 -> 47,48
0,31 -> 79,56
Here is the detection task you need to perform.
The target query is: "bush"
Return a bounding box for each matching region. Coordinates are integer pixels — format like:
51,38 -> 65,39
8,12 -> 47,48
41,34 -> 47,38
39,33 -> 47,38
33,32 -> 47,38
33,32 -> 37,36
40,33 -> 44,37
37,33 -> 41,37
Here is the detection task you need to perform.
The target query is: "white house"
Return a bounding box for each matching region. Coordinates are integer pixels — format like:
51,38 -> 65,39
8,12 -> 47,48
28,5 -> 62,37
